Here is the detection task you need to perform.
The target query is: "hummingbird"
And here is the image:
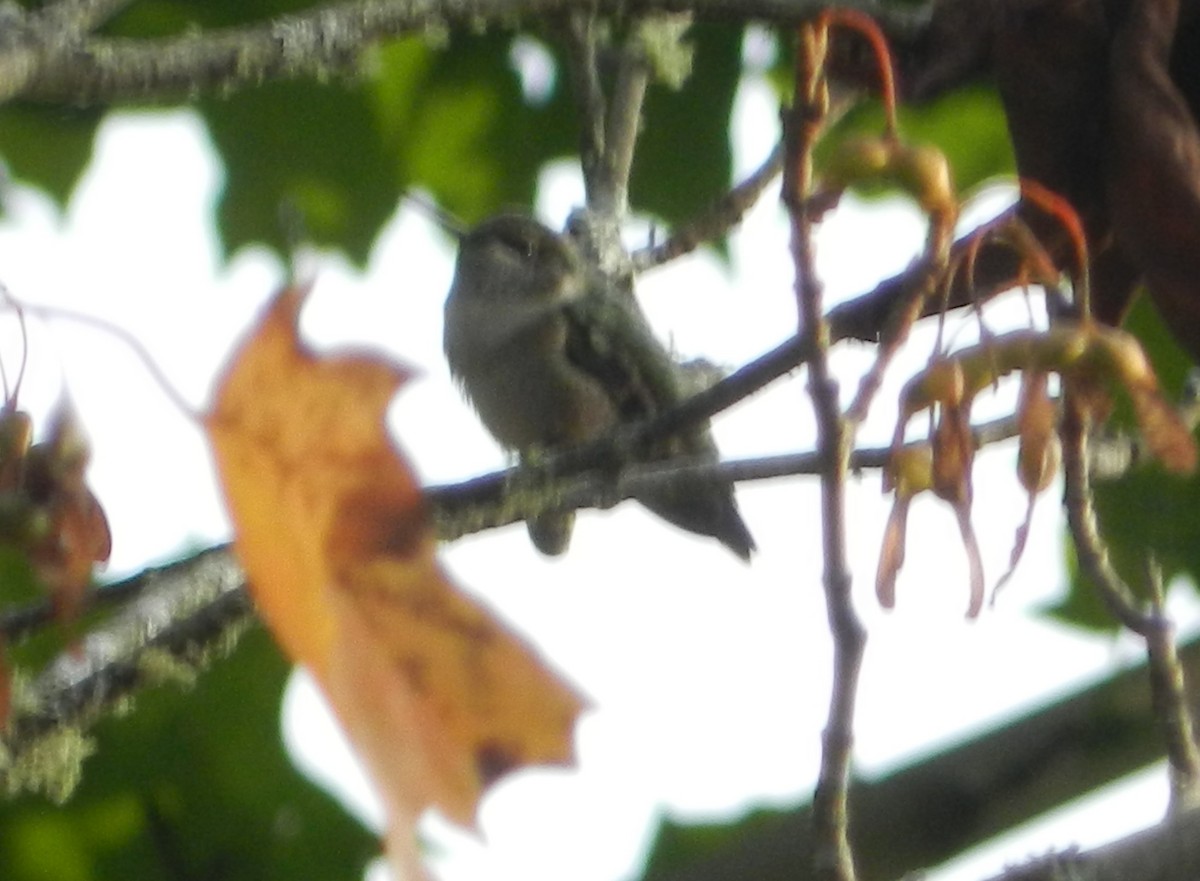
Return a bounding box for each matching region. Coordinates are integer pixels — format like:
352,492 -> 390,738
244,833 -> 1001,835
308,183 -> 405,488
443,213 -> 755,559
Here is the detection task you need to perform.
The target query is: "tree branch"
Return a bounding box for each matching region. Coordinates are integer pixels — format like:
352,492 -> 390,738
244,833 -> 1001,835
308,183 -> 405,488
559,9 -> 608,191
426,418 -> 1017,542
0,546 -> 253,800
0,524 -> 1190,876
642,633 -> 1200,881
983,808 -> 1200,881
1061,398 -> 1200,812
31,0 -> 136,36
0,0 -> 904,106
0,520 -> 1189,878
785,20 -> 863,881
1060,401 -> 1150,634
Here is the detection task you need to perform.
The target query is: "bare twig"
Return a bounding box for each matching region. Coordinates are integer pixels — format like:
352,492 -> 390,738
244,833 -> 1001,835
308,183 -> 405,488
632,141 -> 785,271
0,0 -> 480,104
428,412 -> 1023,541
1061,394 -> 1200,814
1142,561 -> 1200,812
559,9 -> 608,194
0,412 -> 1025,653
1059,398 -> 1149,633
561,11 -> 656,317
595,27 -> 651,216
786,19 -> 862,881
843,213 -> 955,422
828,204 -> 1028,343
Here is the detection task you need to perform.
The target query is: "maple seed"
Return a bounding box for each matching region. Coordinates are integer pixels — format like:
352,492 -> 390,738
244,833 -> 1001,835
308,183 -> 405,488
1016,371 -> 1059,495
876,495 -> 910,609
877,445 -> 931,609
895,143 -> 955,215
823,135 -> 895,188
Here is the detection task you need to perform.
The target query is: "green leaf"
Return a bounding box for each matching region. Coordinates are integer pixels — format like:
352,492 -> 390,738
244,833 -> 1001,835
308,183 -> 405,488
0,106 -> 100,212
199,31 -> 581,261
641,807 -> 791,881
0,628 -> 377,881
385,32 -> 577,225
0,545 -> 46,608
201,78 -> 400,264
632,24 -> 743,227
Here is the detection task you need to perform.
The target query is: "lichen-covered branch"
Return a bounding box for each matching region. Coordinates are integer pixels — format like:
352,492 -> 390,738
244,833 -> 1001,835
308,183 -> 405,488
0,546 -> 253,801
428,414 -> 1021,542
0,0 -> 897,107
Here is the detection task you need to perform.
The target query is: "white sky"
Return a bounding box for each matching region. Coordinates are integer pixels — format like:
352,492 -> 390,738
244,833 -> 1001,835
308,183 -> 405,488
0,58 -> 1194,881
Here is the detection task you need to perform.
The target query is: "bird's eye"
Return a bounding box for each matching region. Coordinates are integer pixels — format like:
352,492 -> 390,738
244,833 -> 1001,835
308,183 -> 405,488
497,230 -> 537,260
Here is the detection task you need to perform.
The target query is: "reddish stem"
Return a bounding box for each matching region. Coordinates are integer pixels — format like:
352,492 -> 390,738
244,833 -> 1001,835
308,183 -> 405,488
818,8 -> 899,138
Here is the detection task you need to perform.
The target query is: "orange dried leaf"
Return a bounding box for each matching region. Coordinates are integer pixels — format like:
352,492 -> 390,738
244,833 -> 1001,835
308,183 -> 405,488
24,402 -> 112,628
205,285 -> 586,877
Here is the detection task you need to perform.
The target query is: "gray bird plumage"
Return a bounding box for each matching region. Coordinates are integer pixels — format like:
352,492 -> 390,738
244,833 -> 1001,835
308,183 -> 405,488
444,213 -> 755,559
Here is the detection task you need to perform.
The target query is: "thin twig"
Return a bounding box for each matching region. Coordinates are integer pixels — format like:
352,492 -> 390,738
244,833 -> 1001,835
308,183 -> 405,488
559,9 -> 607,194
1059,387 -> 1200,809
786,20 -> 862,881
632,141 -> 785,271
596,29 -> 651,216
561,11 -> 651,315
828,204 -> 1028,343
0,414 -> 1026,654
843,218 -> 954,423
1141,560 -> 1200,812
1059,397 -> 1150,633
427,412 -> 1023,541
